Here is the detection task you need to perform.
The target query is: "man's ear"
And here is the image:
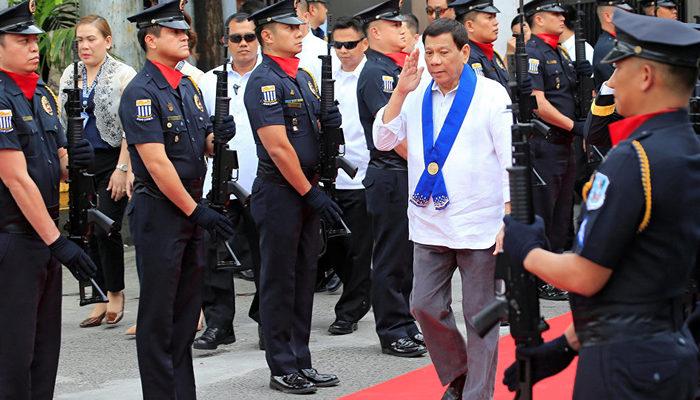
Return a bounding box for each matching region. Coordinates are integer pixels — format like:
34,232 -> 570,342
461,43 -> 471,63
639,62 -> 655,93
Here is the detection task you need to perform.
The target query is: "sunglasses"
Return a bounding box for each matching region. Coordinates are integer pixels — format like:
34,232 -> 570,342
331,39 -> 364,50
425,6 -> 446,16
228,33 -> 256,44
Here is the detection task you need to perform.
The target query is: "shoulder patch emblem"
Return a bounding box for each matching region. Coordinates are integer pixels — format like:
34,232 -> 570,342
494,54 -> 505,69
382,75 -> 394,93
0,110 -> 13,133
261,85 -> 278,106
136,99 -> 154,122
586,172 -> 610,211
577,217 -> 588,248
471,63 -> 484,77
41,96 -> 54,116
528,58 -> 540,74
308,81 -> 320,99
193,94 -> 204,112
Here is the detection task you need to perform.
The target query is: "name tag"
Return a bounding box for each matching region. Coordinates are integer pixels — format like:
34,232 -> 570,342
546,60 -> 558,65
22,116 -> 33,122
167,115 -> 183,121
285,98 -> 304,109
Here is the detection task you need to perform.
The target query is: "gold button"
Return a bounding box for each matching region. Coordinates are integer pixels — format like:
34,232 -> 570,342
166,122 -> 173,128
427,162 -> 439,175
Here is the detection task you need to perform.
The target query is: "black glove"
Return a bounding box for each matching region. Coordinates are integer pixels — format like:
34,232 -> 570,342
503,215 -> 548,267
71,138 -> 94,169
303,186 -> 343,225
211,115 -> 236,143
321,102 -> 342,130
189,204 -> 235,239
570,119 -> 586,137
573,60 -> 593,77
503,335 -> 578,392
49,236 -> 97,282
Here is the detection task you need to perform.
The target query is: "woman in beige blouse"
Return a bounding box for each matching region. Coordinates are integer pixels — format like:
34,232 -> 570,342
59,15 -> 136,328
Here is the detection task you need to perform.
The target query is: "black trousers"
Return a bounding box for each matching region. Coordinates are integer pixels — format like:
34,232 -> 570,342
530,137 -> 576,253
129,193 -> 204,400
250,177 -> 320,376
202,202 -> 261,329
0,233 -> 61,400
89,149 -> 127,293
574,330 -> 698,399
363,167 -> 418,346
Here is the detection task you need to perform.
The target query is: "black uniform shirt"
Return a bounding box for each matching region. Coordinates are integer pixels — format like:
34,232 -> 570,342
592,31 -> 616,90
119,60 -> 211,184
526,35 -> 577,126
573,109 -> 700,308
244,55 -> 321,175
468,41 -> 511,95
357,49 -> 406,170
0,72 -> 65,227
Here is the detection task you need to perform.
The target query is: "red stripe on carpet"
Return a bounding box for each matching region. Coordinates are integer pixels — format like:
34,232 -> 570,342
340,312 -> 576,400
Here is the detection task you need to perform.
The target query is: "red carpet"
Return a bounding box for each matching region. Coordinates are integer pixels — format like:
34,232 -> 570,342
340,313 -> 576,400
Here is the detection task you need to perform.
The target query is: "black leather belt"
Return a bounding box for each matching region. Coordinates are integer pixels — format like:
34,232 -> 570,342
0,221 -> 34,234
134,178 -> 204,200
256,165 -> 319,186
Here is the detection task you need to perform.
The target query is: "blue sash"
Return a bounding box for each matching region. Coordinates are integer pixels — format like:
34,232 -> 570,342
411,66 -> 477,210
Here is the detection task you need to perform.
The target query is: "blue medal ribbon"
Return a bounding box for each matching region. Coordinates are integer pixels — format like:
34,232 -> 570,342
411,65 -> 477,210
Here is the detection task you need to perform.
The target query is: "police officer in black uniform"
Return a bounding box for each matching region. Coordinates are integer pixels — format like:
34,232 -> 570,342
118,1 -> 236,398
244,0 -> 342,394
592,0 -> 633,90
355,0 -> 427,358
522,0 -> 592,300
451,0 -> 510,92
503,11 -> 700,399
0,2 -> 97,399
640,0 -> 679,19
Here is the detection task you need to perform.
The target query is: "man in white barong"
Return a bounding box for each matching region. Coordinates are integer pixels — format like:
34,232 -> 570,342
373,18 -> 512,400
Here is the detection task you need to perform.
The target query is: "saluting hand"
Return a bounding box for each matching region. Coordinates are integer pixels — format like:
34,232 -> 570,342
395,48 -> 423,95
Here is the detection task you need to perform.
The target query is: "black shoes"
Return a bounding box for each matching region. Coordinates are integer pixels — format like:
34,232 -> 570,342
270,373 -> 317,394
300,368 -> 340,387
382,337 -> 427,358
539,284 -> 569,301
235,268 -> 255,282
328,320 -> 358,335
192,327 -> 236,350
411,332 -> 425,346
441,375 -> 466,400
316,271 -> 342,293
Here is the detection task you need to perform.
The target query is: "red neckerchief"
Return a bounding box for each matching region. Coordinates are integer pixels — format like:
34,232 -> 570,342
151,60 -> 184,89
268,55 -> 301,79
386,52 -> 409,68
609,30 -> 617,38
471,41 -> 494,61
1,69 -> 40,100
536,33 -> 560,49
608,108 -> 676,146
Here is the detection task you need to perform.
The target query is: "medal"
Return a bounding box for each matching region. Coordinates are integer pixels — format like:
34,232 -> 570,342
427,162 -> 439,175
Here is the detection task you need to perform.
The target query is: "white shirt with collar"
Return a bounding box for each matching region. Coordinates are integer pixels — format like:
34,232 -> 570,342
198,55 -> 262,197
373,73 -> 512,249
333,56 -> 370,190
299,30 -> 329,84
561,34 -> 594,64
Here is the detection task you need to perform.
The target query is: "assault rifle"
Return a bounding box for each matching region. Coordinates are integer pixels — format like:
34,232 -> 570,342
573,1 -> 594,120
210,27 -> 247,270
471,9 -> 549,400
64,40 -> 112,306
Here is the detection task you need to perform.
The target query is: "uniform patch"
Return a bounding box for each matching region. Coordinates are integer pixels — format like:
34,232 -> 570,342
577,217 -> 588,248
193,94 -> 204,112
472,63 -> 484,77
167,102 -> 174,112
136,99 -> 154,122
308,81 -> 320,99
0,110 -> 13,133
495,56 -> 505,69
41,96 -> 54,116
586,172 -> 610,211
261,85 -> 278,106
382,75 -> 394,93
528,58 -> 540,74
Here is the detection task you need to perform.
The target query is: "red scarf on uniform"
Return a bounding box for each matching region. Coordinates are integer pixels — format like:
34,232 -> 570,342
536,33 -> 560,49
386,52 -> 409,68
268,55 -> 301,79
471,41 -> 495,61
151,60 -> 184,89
608,109 -> 676,146
1,69 -> 39,100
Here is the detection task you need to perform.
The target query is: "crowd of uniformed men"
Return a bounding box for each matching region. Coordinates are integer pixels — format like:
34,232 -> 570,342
0,0 -> 699,398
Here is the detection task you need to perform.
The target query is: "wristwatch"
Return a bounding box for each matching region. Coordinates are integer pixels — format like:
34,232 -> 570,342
116,163 -> 128,173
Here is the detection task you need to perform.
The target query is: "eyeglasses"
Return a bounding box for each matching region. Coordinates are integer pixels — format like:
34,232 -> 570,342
331,39 -> 364,50
228,33 -> 257,44
425,6 -> 446,16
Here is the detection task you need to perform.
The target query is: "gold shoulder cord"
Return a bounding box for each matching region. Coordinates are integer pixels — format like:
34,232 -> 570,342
581,139 -> 652,233
45,86 -> 60,116
187,76 -> 202,96
300,68 -> 320,97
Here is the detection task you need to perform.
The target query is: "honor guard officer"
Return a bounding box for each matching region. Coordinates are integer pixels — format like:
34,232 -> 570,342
452,0 -> 511,92
640,0 -> 679,19
0,1 -> 97,399
503,11 -> 700,399
119,1 -> 236,398
355,0 -> 427,358
244,0 -> 342,394
592,0 -> 633,90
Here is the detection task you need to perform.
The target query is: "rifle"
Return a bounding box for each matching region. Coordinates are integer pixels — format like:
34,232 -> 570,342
210,27 -> 247,270
317,16 -> 358,245
471,9 -> 549,400
690,80 -> 700,135
63,40 -> 112,306
573,1 -> 594,120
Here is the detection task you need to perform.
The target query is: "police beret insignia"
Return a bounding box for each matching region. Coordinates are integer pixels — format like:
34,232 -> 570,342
41,96 -> 53,116
528,58 -> 540,74
586,172 -> 610,211
193,94 -> 204,112
0,110 -> 13,134
261,85 -> 278,106
136,99 -> 154,122
382,75 -> 394,93
471,63 -> 484,77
